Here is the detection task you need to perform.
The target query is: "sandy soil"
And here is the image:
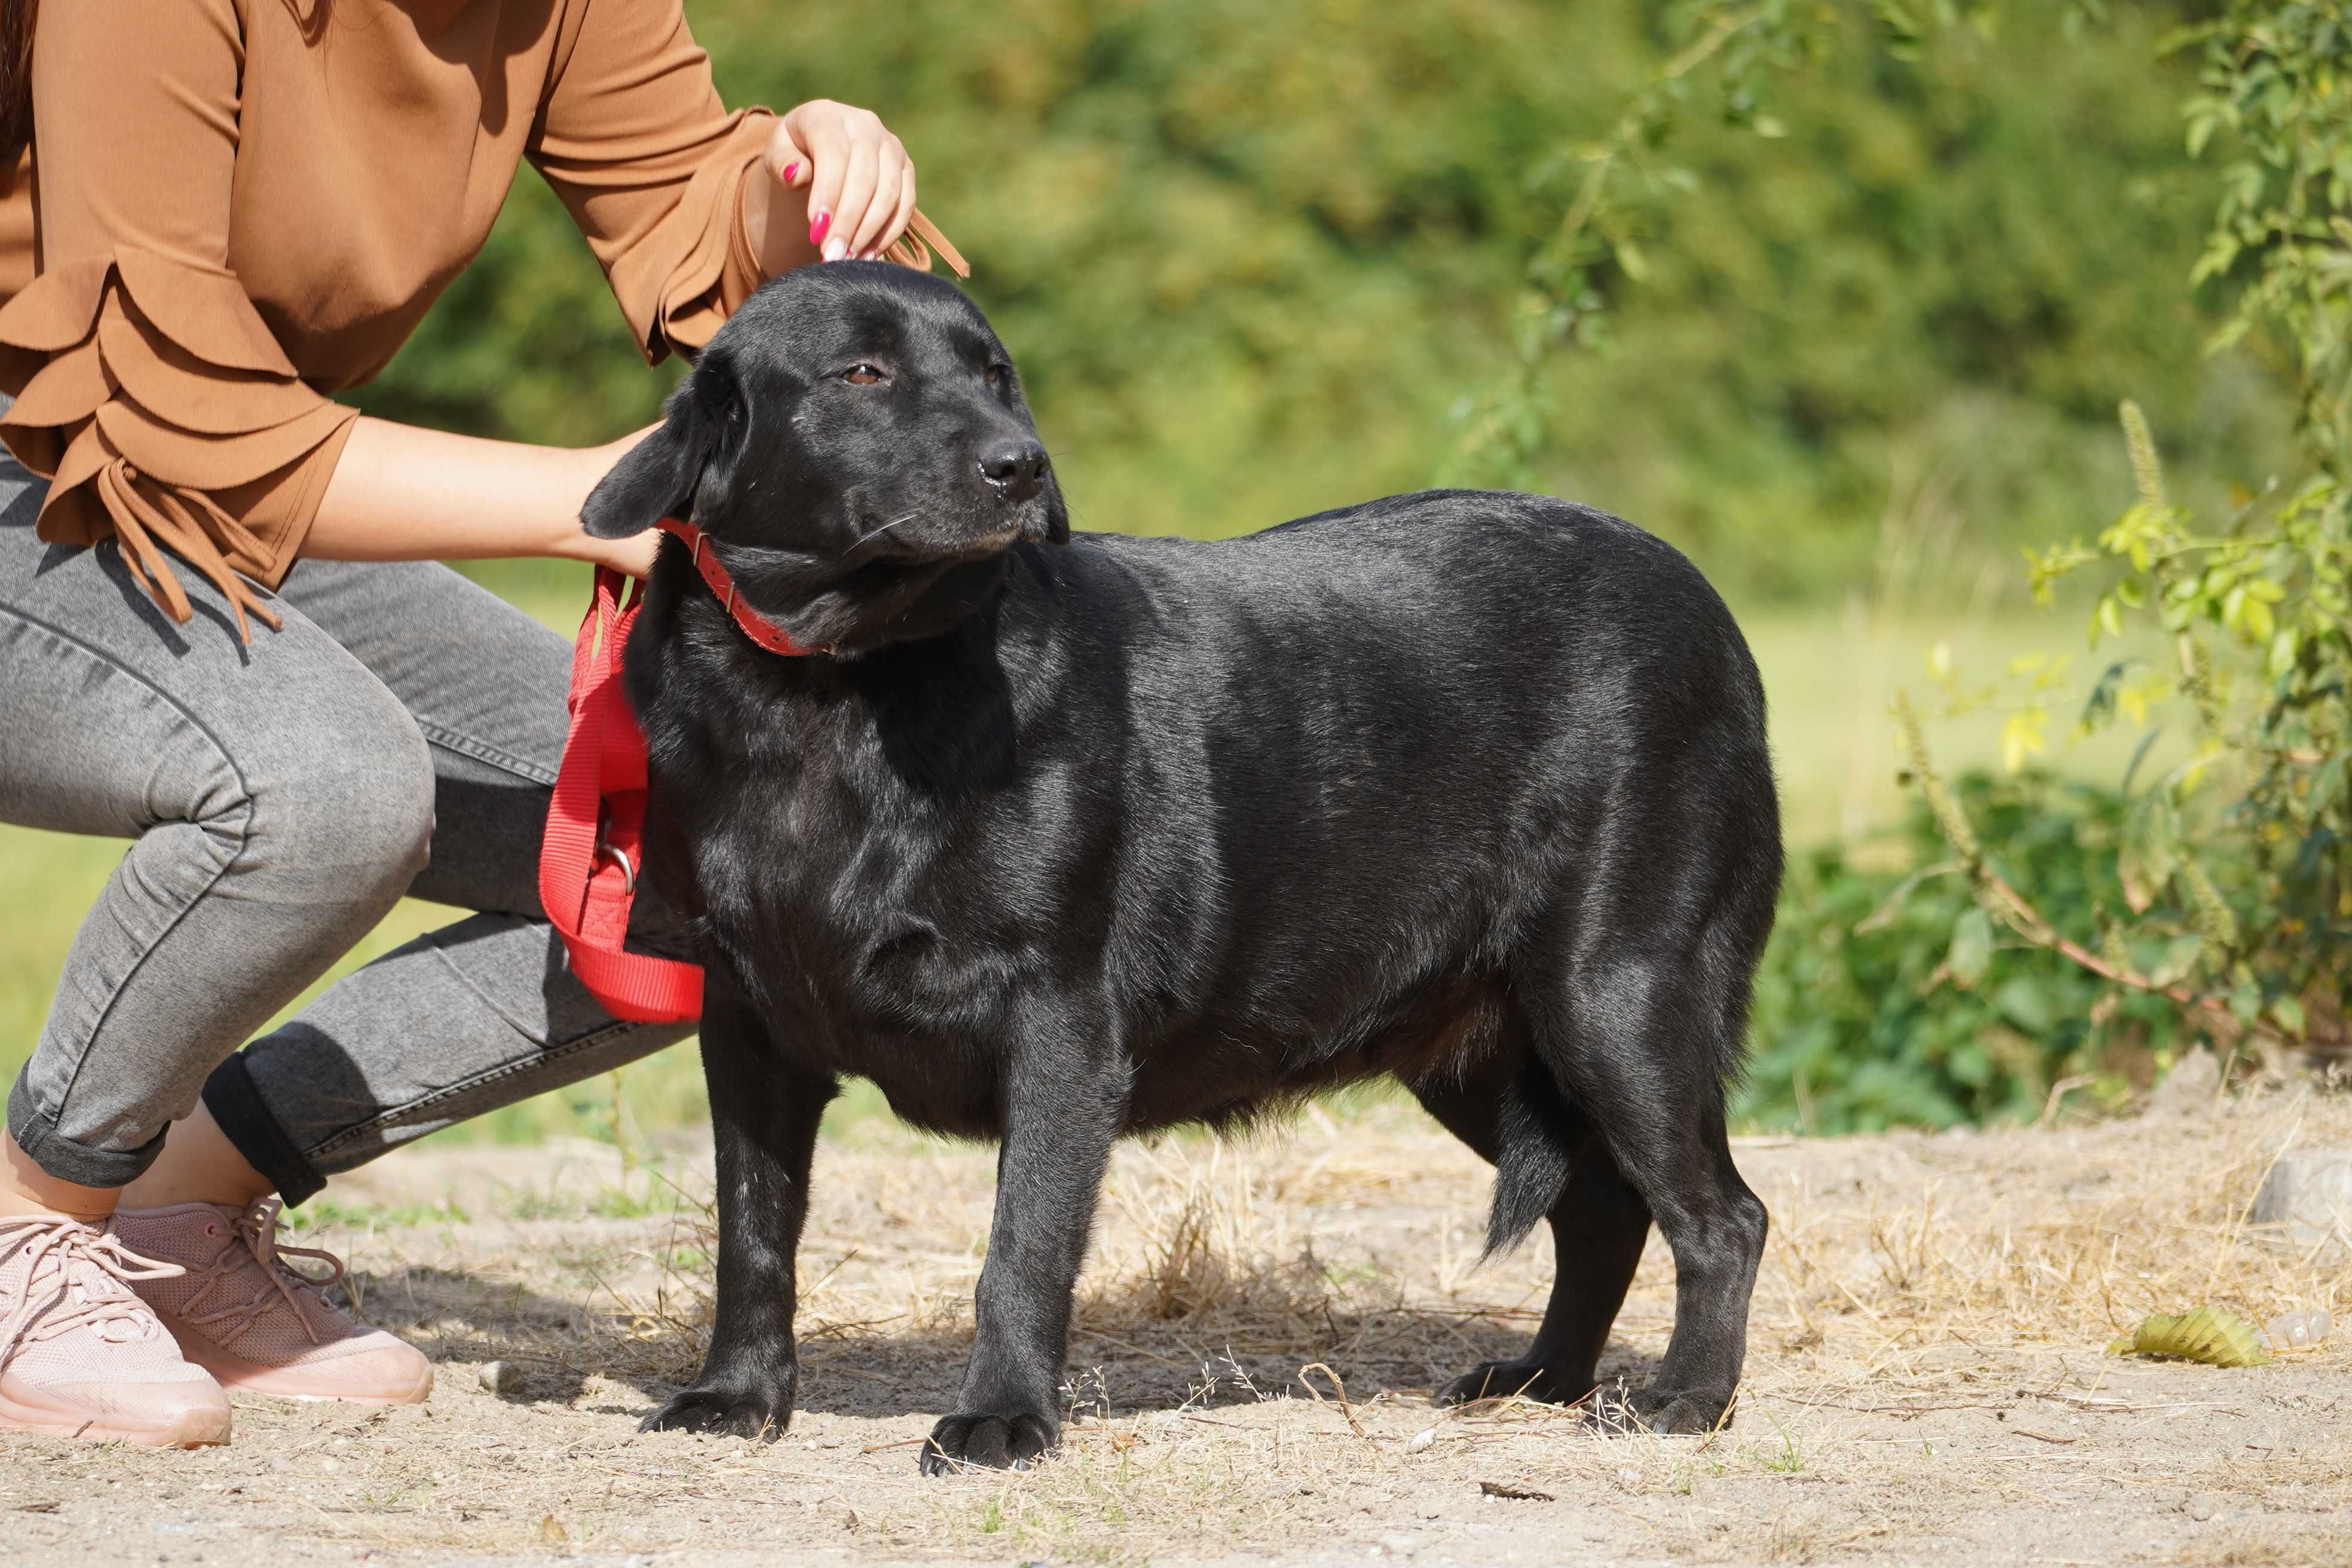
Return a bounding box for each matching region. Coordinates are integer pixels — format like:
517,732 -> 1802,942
3,1092 -> 2347,1568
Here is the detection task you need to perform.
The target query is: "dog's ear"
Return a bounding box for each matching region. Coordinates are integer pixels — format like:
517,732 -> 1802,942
580,362 -> 739,540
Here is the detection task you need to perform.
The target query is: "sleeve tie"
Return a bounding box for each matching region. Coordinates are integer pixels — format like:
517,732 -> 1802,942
0,244 -> 357,639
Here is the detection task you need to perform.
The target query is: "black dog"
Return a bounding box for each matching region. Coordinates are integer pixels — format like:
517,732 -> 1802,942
581,261 -> 1781,1471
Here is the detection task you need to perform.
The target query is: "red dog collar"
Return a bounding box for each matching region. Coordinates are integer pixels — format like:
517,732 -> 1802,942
655,516 -> 834,658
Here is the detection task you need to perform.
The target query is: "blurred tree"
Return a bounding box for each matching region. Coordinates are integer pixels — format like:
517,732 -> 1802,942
348,0 -> 2286,601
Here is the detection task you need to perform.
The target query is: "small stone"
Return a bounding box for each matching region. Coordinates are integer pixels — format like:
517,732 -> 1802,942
578,1373 -> 631,1401
1404,1428 -> 1437,1454
2146,1048 -> 2223,1118
2262,1307 -> 2333,1350
477,1361 -> 523,1396
1381,1536 -> 1420,1557
1618,1466 -> 1640,1487
2186,1493 -> 2227,1522
2252,1151 -> 2352,1262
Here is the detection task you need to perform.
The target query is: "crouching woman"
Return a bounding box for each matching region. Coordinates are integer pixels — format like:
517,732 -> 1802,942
0,0 -> 951,1444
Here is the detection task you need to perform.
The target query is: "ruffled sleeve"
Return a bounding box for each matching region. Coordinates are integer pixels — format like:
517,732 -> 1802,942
529,0 -> 776,363
5,0 -> 356,640
0,247 -> 356,638
531,0 -> 965,365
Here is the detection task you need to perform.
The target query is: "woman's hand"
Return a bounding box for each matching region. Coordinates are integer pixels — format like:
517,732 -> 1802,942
575,429 -> 662,577
746,100 -> 917,272
580,517 -> 660,580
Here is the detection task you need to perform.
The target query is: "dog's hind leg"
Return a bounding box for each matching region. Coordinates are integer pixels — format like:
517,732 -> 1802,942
1413,1051 -> 1651,1409
641,990 -> 838,1440
1512,895 -> 1772,1436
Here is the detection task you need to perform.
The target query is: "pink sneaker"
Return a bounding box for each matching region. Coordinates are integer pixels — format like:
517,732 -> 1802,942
0,1214 -> 232,1447
114,1199 -> 433,1407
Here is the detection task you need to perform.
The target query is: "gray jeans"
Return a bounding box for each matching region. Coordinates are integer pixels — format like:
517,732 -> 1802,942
0,458 -> 694,1200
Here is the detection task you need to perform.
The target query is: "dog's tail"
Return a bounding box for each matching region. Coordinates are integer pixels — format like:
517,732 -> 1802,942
1482,1062 -> 1578,1260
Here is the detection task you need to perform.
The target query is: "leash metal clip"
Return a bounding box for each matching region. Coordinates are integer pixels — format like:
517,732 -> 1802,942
594,841 -> 637,896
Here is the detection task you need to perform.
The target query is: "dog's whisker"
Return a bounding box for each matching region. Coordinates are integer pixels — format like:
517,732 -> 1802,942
847,512 -> 923,552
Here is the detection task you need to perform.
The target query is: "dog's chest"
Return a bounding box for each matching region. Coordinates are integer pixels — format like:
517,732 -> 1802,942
663,714 -> 1036,1064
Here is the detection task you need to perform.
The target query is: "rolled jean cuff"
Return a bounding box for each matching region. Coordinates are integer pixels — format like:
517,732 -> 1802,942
7,1068 -> 169,1189
200,1051 -> 327,1207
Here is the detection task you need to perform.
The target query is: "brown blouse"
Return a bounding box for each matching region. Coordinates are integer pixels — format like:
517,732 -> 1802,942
0,0 -> 954,636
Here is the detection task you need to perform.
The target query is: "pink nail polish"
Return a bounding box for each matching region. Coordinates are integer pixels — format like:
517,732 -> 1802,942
809,210 -> 831,247
782,162 -> 801,183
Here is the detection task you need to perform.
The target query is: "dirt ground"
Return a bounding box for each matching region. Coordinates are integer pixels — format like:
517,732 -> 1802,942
4,1089 -> 2348,1568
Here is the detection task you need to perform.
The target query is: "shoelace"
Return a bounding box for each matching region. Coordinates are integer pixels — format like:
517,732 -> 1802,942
0,1215 -> 183,1375
174,1198 -> 347,1349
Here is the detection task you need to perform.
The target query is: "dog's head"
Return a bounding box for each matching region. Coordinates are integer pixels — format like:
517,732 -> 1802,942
583,262 -> 1067,651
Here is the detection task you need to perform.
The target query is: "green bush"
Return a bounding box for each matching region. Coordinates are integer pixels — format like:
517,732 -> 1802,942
1742,769 -> 2186,1132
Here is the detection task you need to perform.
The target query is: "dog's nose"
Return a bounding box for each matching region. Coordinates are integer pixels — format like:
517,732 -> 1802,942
978,440 -> 1049,503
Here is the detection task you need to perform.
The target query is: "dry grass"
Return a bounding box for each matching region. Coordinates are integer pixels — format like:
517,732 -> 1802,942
1758,1105 -> 2346,1367
4,1089 -> 2350,1566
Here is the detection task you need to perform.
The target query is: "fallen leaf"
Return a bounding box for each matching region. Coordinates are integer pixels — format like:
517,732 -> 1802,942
2107,1306 -> 2273,1367
1478,1480 -> 1554,1502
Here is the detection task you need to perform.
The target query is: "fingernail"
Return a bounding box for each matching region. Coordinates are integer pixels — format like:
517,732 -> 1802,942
782,162 -> 801,183
809,210 -> 831,247
823,237 -> 850,262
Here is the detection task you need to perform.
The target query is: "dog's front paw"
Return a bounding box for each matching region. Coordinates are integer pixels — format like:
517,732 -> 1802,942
639,1379 -> 797,1441
1587,1380 -> 1735,1436
1435,1358 -> 1594,1408
920,1409 -> 1058,1474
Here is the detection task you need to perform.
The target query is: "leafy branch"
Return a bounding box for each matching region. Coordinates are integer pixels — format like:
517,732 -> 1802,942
1440,0 -> 2106,491
1906,3 -> 2352,1061
1893,692 -> 2289,1055
1437,1 -> 1829,489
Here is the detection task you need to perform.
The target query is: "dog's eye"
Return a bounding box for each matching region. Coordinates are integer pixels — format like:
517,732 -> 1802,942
984,362 -> 1012,386
842,363 -> 887,385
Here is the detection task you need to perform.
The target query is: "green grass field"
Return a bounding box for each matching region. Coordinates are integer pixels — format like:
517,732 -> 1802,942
0,562 -> 2158,1149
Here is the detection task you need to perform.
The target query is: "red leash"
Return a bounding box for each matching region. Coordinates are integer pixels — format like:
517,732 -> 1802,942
539,519 -> 826,1024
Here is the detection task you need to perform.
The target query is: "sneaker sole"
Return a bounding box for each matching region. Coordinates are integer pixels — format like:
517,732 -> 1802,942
158,1315 -> 434,1408
0,1386 -> 231,1447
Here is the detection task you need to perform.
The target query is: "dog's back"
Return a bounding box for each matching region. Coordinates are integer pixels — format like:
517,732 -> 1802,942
985,489 -> 1780,1119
